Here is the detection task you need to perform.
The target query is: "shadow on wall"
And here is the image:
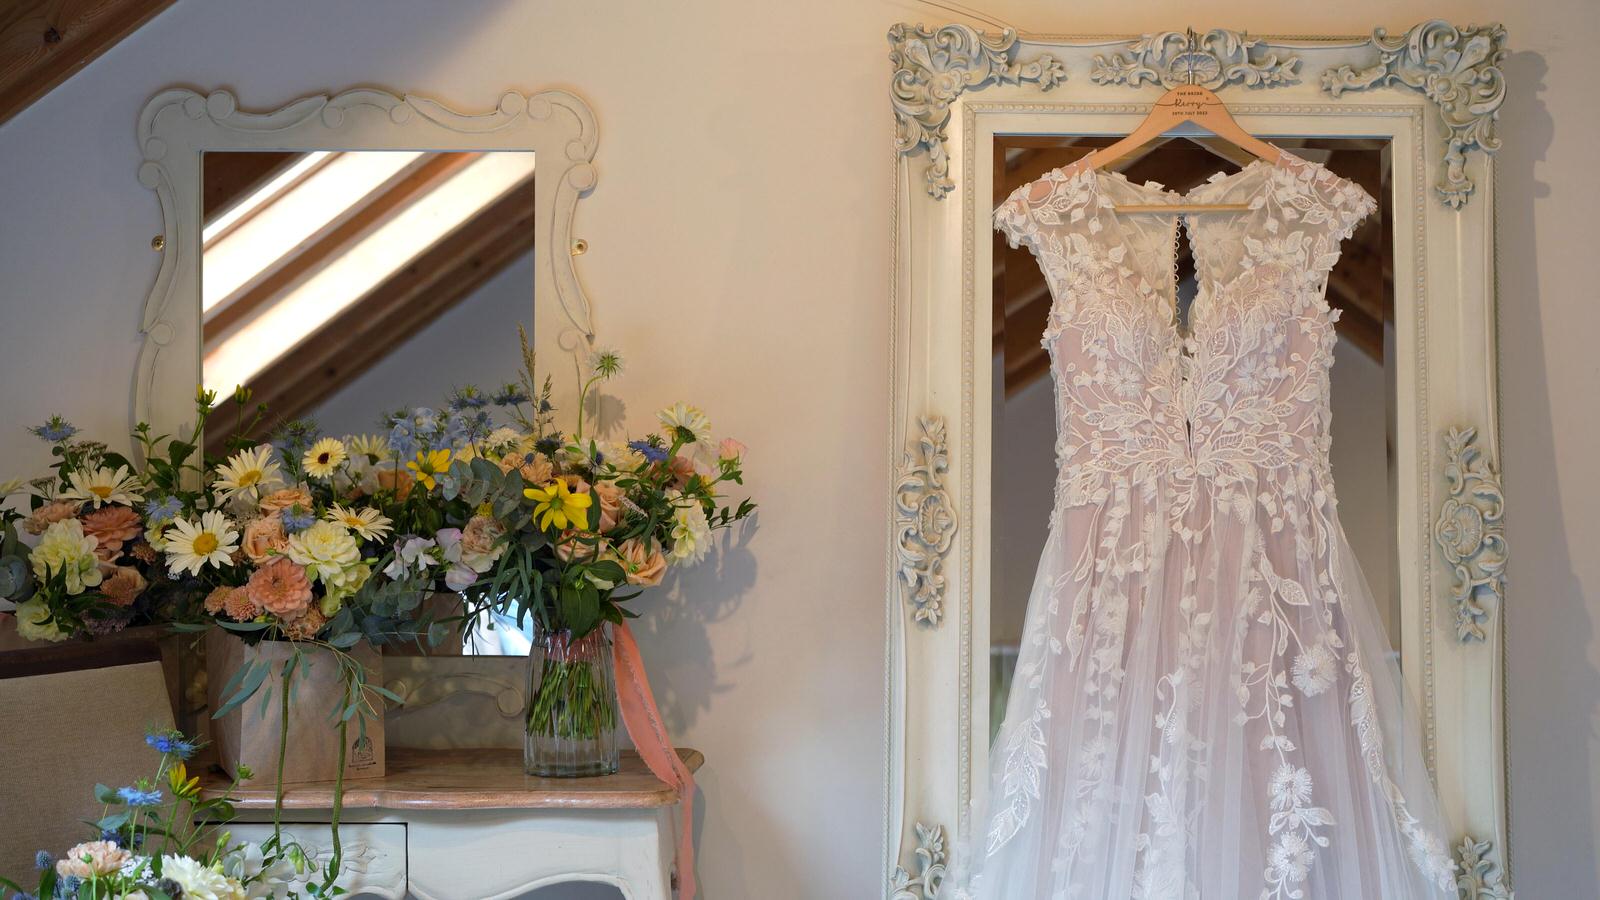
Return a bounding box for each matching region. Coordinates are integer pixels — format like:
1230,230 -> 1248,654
632,517 -> 760,733
1497,47 -> 1597,894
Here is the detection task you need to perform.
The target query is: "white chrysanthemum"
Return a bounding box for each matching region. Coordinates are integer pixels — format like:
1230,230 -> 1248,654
285,520 -> 362,586
483,427 -> 526,457
164,511 -> 240,576
13,596 -> 69,642
30,518 -> 103,594
1291,641 -> 1338,697
301,437 -> 347,479
160,855 -> 247,900
666,490 -> 711,566
657,402 -> 715,450
61,465 -> 143,508
324,504 -> 393,541
213,445 -> 282,501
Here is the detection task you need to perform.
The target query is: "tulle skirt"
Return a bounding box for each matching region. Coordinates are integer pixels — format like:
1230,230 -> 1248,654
944,476 -> 1457,900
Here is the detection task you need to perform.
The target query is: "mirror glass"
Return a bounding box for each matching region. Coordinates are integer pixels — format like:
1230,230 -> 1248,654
988,137 -> 1396,740
200,149 -> 538,655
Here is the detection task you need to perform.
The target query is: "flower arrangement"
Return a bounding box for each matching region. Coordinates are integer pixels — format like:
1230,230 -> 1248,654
0,728 -> 307,900
353,331 -> 756,772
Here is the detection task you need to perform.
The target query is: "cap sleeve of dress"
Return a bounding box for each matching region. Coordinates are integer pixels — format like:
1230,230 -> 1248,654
994,180 -> 1042,251
1302,161 -> 1379,242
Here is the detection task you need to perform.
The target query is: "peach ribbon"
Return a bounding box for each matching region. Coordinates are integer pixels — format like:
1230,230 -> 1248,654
613,621 -> 697,899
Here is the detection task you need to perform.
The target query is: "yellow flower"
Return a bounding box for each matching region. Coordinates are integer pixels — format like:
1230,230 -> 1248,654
169,762 -> 200,799
301,437 -> 347,479
406,449 -> 452,490
524,479 -> 592,531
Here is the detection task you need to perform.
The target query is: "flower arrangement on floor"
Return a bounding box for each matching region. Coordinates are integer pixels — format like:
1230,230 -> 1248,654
0,728 -> 304,900
358,330 -> 756,774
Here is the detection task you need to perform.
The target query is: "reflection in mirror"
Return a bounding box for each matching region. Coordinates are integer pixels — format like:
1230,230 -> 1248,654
988,137 -> 1395,740
200,150 -> 537,655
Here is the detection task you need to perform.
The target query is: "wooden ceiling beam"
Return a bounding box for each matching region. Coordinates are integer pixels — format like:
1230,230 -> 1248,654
0,0 -> 174,126
209,175 -> 536,453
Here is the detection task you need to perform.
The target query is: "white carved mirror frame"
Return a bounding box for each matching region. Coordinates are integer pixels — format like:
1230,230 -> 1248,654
132,86 -> 602,739
883,23 -> 1511,899
133,86 -> 601,436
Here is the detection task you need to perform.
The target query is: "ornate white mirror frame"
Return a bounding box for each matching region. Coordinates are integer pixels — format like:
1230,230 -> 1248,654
133,86 -> 600,437
883,22 -> 1510,899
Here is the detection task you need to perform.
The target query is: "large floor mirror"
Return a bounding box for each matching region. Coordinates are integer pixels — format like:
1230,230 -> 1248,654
885,24 -> 1509,900
988,136 -> 1399,740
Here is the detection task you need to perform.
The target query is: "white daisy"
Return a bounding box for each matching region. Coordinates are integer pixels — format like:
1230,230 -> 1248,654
213,445 -> 282,501
164,511 -> 240,576
657,402 -> 715,450
324,504 -> 393,542
302,437 -> 347,480
346,434 -> 392,464
61,465 -> 143,508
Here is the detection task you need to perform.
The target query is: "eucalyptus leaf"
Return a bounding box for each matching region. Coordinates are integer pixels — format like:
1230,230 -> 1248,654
213,659 -> 270,719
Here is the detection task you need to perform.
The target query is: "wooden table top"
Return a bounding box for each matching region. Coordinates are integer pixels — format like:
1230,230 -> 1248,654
200,747 -> 703,811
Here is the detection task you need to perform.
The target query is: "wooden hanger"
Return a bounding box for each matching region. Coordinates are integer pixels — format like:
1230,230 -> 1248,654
1079,34 -> 1283,214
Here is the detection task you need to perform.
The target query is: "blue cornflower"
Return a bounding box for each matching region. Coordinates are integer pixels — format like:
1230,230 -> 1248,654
34,850 -> 52,870
143,496 -> 182,526
116,787 -> 162,807
492,383 -> 529,406
14,891 -> 38,900
99,829 -> 123,846
447,386 -> 490,411
629,440 -> 669,464
144,730 -> 197,760
29,416 -> 77,443
280,505 -> 316,533
56,876 -> 81,898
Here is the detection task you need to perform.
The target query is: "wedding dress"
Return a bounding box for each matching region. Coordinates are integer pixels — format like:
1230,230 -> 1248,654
946,150 -> 1457,900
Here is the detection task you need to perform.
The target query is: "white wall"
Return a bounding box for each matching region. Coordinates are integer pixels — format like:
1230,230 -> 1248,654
0,1 -> 1596,896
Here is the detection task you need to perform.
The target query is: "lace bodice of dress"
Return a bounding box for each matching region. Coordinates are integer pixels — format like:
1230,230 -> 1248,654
994,151 -> 1377,528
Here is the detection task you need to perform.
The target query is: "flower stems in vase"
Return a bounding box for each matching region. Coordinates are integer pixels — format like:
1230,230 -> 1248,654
524,626 -> 619,777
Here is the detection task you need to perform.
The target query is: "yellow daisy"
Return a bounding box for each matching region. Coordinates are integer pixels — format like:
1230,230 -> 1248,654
62,465 -> 143,508
302,437 -> 348,480
524,478 -> 592,531
407,449 -> 453,490
213,445 -> 282,501
325,504 -> 393,541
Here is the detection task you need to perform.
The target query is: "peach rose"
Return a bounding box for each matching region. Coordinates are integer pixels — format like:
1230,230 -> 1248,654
461,515 -> 506,569
376,468 -> 414,501
24,500 -> 80,535
554,530 -> 607,563
246,557 -> 312,618
498,451 -> 555,486
258,487 -> 313,514
241,515 -> 289,563
617,538 -> 668,587
718,438 -> 747,461
100,566 -> 147,607
667,455 -> 696,488
591,480 -> 627,533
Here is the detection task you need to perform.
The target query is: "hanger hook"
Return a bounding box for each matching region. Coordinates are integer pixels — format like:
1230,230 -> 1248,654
1184,27 -> 1200,86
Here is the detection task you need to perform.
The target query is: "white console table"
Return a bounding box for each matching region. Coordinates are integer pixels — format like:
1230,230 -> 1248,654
201,747 -> 702,900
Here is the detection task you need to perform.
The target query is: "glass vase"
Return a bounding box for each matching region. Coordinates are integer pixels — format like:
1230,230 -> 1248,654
524,623 -> 619,777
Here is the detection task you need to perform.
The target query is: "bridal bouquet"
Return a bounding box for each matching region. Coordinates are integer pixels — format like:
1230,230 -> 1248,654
1,728 -> 301,900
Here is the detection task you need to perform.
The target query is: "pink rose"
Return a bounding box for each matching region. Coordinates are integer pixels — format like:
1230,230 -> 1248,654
591,480 -> 627,533
241,515 -> 288,563
617,538 -> 668,587
718,438 -> 747,461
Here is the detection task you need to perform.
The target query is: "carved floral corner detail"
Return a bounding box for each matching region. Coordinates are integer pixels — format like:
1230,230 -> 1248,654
1090,29 -> 1301,91
895,416 -> 957,627
1455,835 -> 1514,899
1435,426 -> 1507,642
890,23 -> 1066,198
1321,20 -> 1507,208
889,821 -> 947,900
